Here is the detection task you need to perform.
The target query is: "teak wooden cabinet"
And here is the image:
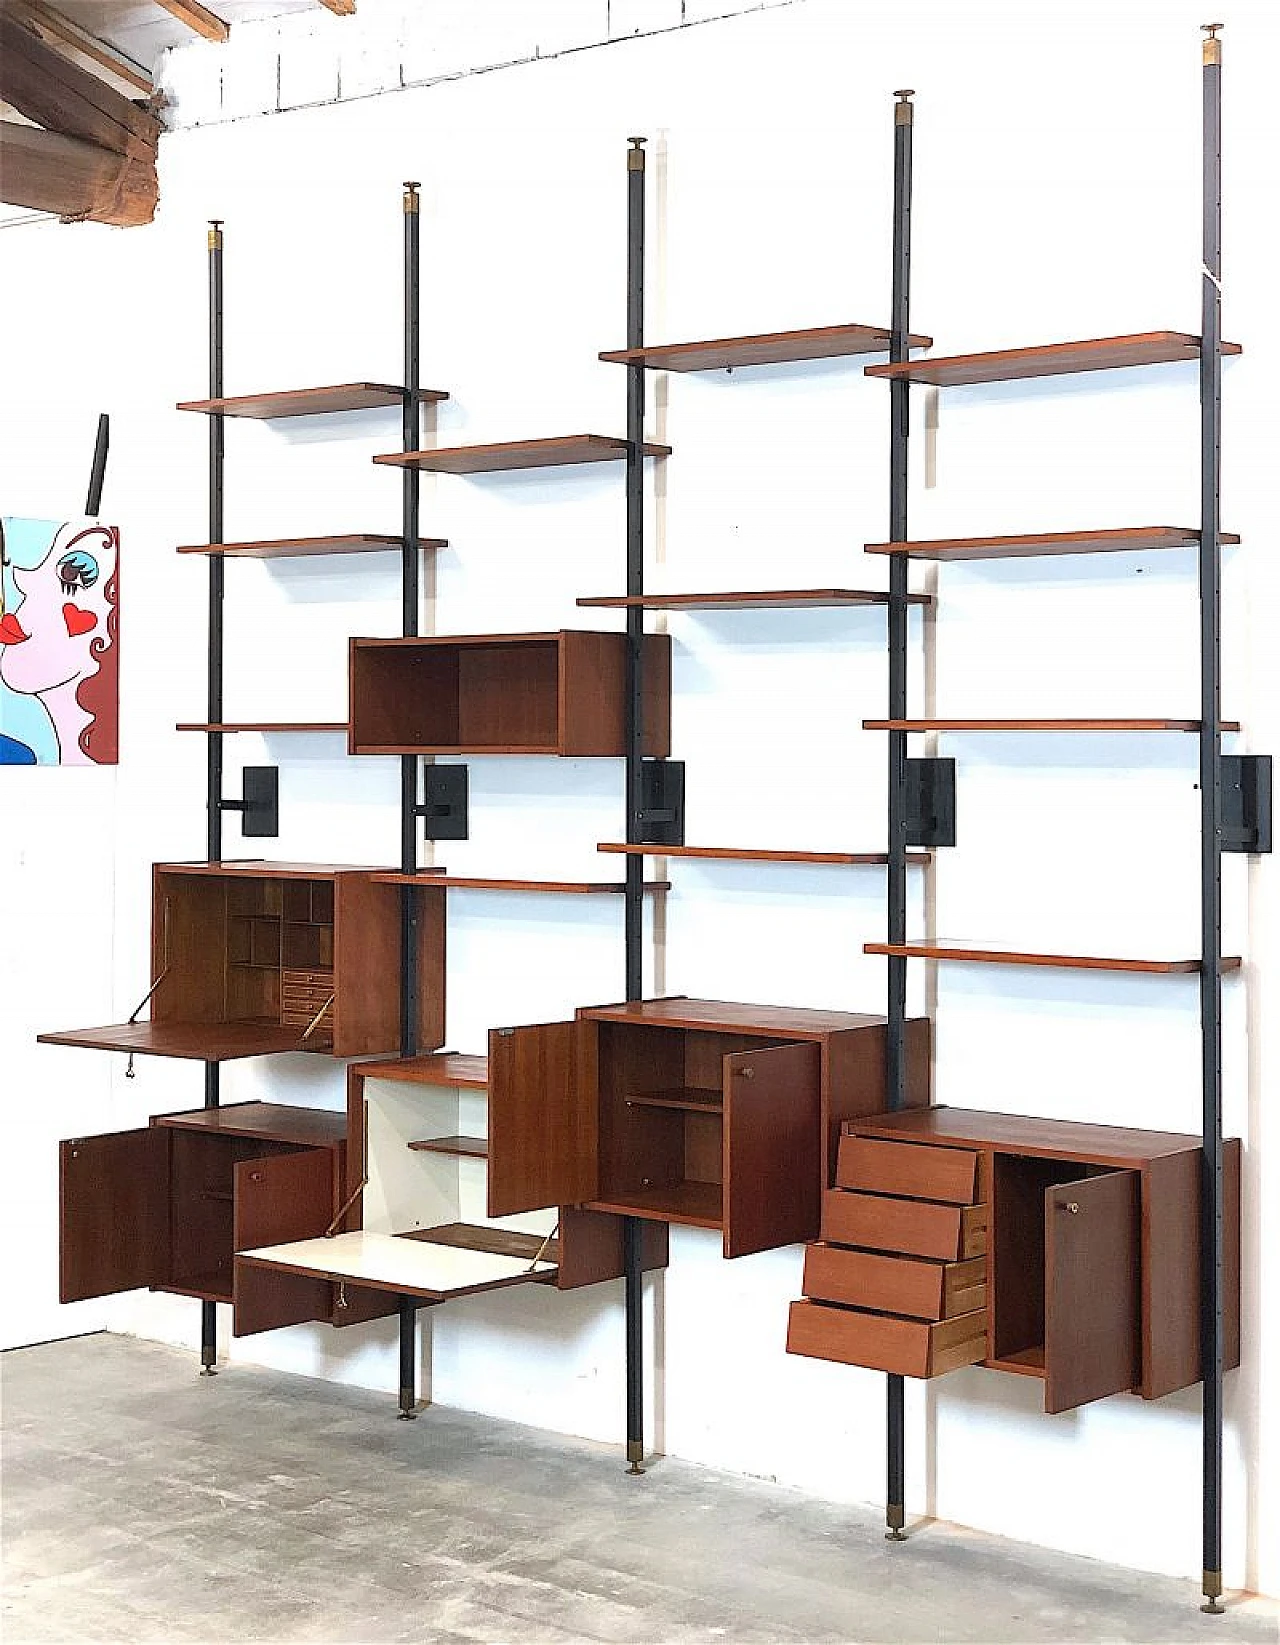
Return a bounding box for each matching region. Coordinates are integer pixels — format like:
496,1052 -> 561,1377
232,1055 -> 668,1309
788,1106 -> 1241,1412
347,630 -> 671,756
39,862 -> 445,1062
486,998 -> 931,1257
57,1102 -> 386,1335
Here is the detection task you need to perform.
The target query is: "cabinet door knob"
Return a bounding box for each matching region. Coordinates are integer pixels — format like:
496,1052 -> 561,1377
734,1066 -> 755,1080
1062,1200 -> 1079,1214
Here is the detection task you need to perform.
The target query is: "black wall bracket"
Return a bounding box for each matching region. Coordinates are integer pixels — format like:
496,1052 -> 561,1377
905,756 -> 955,848
1222,754 -> 1271,854
639,758 -> 685,846
416,764 -> 469,841
219,765 -> 279,839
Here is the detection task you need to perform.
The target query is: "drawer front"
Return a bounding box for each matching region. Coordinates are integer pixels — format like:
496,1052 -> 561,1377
802,1243 -> 985,1321
821,1189 -> 987,1260
787,1299 -> 986,1377
836,1135 -> 979,1204
281,968 -> 336,1030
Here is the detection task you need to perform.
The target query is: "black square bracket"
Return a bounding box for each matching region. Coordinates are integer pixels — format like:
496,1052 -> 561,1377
419,764 -> 469,841
905,757 -> 956,848
638,759 -> 685,847
219,765 -> 279,839
1223,754 -> 1271,854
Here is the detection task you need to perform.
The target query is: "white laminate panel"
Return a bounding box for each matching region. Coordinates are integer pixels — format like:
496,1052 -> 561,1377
239,1231 -> 554,1300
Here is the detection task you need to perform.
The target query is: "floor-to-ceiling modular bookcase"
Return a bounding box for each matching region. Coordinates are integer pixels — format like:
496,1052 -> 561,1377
43,33 -> 1265,1607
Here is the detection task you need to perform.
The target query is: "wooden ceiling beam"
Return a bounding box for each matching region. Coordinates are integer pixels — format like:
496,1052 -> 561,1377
0,10 -> 162,160
152,1 -> 230,42
10,3 -> 153,98
0,118 -> 158,225
315,0 -> 357,13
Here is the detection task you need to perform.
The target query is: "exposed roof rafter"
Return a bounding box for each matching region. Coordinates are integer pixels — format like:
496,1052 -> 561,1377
152,0 -> 230,43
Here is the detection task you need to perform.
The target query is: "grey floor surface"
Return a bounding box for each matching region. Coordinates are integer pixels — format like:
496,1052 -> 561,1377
2,1335 -> 1276,1645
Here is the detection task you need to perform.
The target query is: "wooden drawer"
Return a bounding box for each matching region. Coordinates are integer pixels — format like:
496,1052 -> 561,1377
802,1244 -> 985,1321
281,969 -> 336,1030
836,1135 -> 979,1204
821,1189 -> 987,1260
787,1299 -> 986,1378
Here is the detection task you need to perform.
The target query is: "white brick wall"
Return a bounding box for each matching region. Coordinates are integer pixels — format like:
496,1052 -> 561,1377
157,0 -> 802,128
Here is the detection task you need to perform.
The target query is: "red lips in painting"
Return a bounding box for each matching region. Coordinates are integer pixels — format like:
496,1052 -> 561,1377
0,613 -> 29,645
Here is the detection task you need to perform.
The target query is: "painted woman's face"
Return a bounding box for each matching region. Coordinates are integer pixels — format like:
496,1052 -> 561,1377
0,524 -> 117,697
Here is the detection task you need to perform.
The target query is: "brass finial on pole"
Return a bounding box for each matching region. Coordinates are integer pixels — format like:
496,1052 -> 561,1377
1202,22 -> 1223,64
628,135 -> 646,171
894,88 -> 914,125
403,180 -> 420,213
207,217 -> 223,250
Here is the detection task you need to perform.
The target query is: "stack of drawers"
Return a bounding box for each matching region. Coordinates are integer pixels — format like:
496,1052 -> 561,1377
787,1131 -> 989,1377
281,969 -> 336,1038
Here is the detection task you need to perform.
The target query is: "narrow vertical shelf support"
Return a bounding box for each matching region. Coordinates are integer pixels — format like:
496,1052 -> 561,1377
400,182 -> 422,1058
1198,21 -> 1225,1618
201,217 -> 225,1377
885,87 -> 915,1544
623,134 -> 648,1477
397,1296 -> 419,1420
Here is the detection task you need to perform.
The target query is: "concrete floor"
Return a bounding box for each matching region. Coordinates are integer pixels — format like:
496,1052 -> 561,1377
2,1336 -> 1276,1645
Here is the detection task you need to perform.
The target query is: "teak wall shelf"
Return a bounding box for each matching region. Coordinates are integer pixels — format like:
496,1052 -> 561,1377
177,383 -> 449,418
865,527 -> 1241,562
598,322 -> 932,372
863,718 -> 1242,733
348,631 -> 672,756
373,435 -> 670,473
177,534 -> 442,559
598,843 -> 932,866
176,722 -> 349,735
578,590 -> 931,611
863,331 -> 1242,386
864,940 -> 1242,974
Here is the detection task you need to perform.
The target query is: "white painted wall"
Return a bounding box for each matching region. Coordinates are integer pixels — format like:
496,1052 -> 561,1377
1,0 -> 1275,1597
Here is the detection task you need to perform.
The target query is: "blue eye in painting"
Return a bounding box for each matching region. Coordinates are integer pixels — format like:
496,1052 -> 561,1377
57,550 -> 100,594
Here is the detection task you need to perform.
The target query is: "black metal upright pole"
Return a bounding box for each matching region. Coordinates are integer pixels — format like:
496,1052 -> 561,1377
623,134 -> 647,1477
885,88 -> 914,1541
400,182 -> 422,1057
398,1297 -> 419,1420
1198,22 -> 1225,1618
201,217 -> 225,1377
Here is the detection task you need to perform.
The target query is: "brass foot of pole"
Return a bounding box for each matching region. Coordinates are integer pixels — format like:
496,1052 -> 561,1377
1201,1571 -> 1225,1614
397,1387 -> 418,1422
886,1503 -> 907,1542
626,1439 -> 645,1476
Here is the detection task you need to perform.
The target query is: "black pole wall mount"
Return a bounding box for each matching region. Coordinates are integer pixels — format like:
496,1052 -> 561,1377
202,217 -> 225,1377
885,86 -> 914,1545
622,134 -> 648,1478
1198,21 -> 1225,1617
400,181 -> 423,1058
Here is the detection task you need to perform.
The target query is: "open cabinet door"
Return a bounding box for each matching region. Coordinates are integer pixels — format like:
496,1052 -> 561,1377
488,1020 -> 597,1217
232,1148 -> 336,1336
723,1041 -> 821,1258
60,1129 -> 170,1303
1045,1170 -> 1140,1413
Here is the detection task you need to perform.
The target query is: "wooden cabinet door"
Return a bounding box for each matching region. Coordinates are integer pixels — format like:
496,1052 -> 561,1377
488,1020 -> 597,1217
1044,1169 -> 1140,1413
723,1040 -> 821,1258
232,1148 -> 336,1336
59,1128 -> 170,1302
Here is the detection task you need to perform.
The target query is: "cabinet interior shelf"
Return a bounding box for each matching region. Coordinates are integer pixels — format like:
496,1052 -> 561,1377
357,1052 -> 489,1089
625,1088 -> 722,1114
177,383 -> 449,418
372,872 -> 669,894
578,589 -> 930,611
598,322 -> 933,373
864,526 -> 1240,562
177,534 -> 446,559
177,722 -> 349,734
589,1181 -> 724,1229
407,1135 -> 488,1158
598,842 -> 931,866
865,331 -> 1241,386
864,940 -> 1242,974
863,718 -> 1241,733
373,435 -> 670,473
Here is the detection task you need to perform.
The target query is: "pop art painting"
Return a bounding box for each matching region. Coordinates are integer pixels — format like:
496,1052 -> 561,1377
0,518 -> 120,766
